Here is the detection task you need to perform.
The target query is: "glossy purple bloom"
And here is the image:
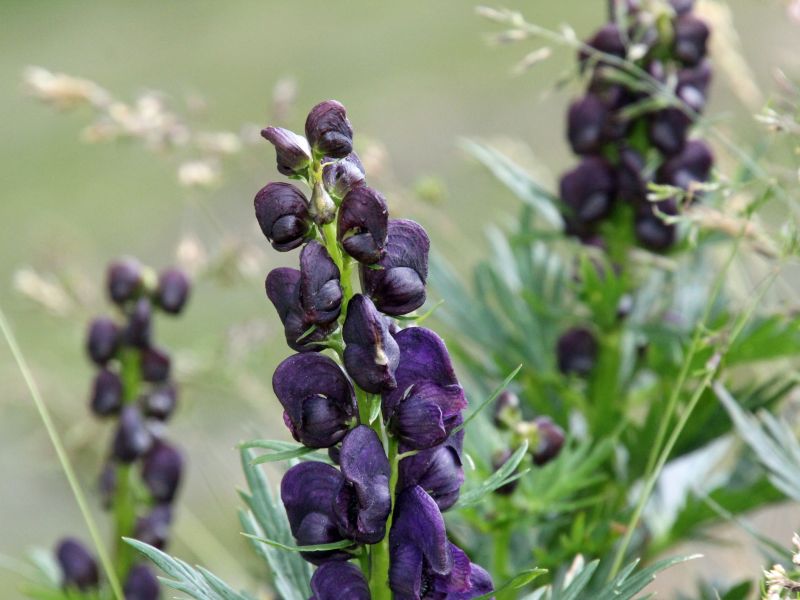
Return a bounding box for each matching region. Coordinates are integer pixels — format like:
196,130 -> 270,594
142,383 -> 178,421
532,417 -> 566,466
140,346 -> 171,383
677,60 -> 712,114
261,126 -> 312,176
125,298 -> 152,348
343,294 -> 400,393
556,327 -> 598,377
55,538 -> 99,591
87,317 -> 119,365
567,94 -> 609,155
265,268 -> 334,352
334,426 -> 392,544
635,199 -> 678,251
254,182 -> 311,252
360,219 -> 430,316
141,441 -> 183,503
617,148 -> 648,204
674,15 -> 710,66
383,327 -> 467,450
134,504 -> 173,550
338,186 -> 389,264
156,268 -> 191,315
107,258 -> 142,305
123,564 -> 160,600
398,429 -> 464,511
309,562 -> 370,600
389,486 -> 493,600
281,461 -> 351,564
306,100 -> 353,159
647,108 -> 691,156
273,353 -> 357,448
559,157 -> 616,228
657,139 -> 713,191
323,152 -> 366,199
90,368 -> 122,417
299,241 -> 343,325
579,23 -> 626,63
112,406 -> 153,463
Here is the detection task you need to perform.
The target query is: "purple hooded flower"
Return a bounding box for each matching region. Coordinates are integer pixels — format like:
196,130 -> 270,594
125,298 -> 152,348
142,383 -> 178,421
674,15 -> 710,66
389,486 -> 493,600
155,268 -> 191,315
123,564 -> 160,600
299,241 -> 343,325
559,157 -> 616,228
55,538 -> 99,591
383,328 -> 467,451
532,416 -> 566,466
107,258 -> 142,305
579,23 -> 626,64
398,429 -> 464,511
647,107 -> 692,156
266,268 -> 334,352
254,182 -> 312,252
87,317 -> 120,365
140,346 -> 171,383
90,368 -> 122,417
134,504 -> 173,550
617,148 -> 648,204
343,294 -> 400,393
635,199 -> 678,251
281,461 -> 351,564
677,60 -> 712,114
273,353 -> 357,448
141,441 -> 183,503
556,327 -> 598,377
323,152 -> 366,199
305,100 -> 353,159
360,219 -> 430,316
309,562 -> 370,600
567,94 -> 609,155
334,425 -> 392,544
112,406 -> 153,463
338,186 -> 389,264
261,126 -> 312,177
657,139 -> 713,191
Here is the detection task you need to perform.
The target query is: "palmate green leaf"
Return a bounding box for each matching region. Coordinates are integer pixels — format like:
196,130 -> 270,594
124,538 -> 253,600
456,441 -> 529,508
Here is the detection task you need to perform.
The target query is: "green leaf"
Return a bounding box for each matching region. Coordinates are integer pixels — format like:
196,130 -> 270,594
240,533 -> 355,553
472,568 -> 547,600
456,441 -> 529,508
250,446 -> 316,464
452,364 -> 522,435
238,439 -> 321,464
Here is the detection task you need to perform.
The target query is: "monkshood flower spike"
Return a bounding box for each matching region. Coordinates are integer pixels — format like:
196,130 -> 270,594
252,99 -> 494,598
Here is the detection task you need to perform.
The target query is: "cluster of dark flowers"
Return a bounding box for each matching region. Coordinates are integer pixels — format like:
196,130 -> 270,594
56,258 -> 190,598
257,100 -> 493,598
560,0 -> 714,252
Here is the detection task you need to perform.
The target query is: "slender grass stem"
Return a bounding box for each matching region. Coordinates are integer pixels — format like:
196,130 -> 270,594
0,305 -> 124,600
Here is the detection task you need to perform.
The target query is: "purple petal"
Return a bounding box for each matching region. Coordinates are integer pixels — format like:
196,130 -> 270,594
300,241 -> 343,326
343,294 -> 400,393
398,429 -> 464,511
265,268 -> 333,352
261,127 -> 312,176
323,152 -> 366,199
559,157 -> 616,226
254,182 -> 311,252
141,440 -> 183,503
391,382 -> 466,450
309,562 -> 370,600
338,186 -> 389,264
305,100 -> 353,158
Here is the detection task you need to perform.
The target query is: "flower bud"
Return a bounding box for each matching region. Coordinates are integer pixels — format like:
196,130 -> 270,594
310,562 -> 370,600
674,15 -> 710,66
305,100 -> 353,158
338,186 -> 389,264
493,389 -> 521,429
567,94 -> 609,155
559,157 -> 616,227
635,199 -> 678,251
265,268 -> 334,352
647,108 -> 691,156
155,268 -> 191,314
657,139 -> 713,191
98,462 -> 116,509
323,152 -> 366,199
556,326 -> 598,377
254,182 -> 311,252
123,564 -> 160,600
141,441 -> 183,503
87,317 -> 120,365
273,353 -> 357,448
261,126 -> 312,176
134,504 -> 173,550
579,24 -> 626,63
532,416 -> 566,466
677,60 -> 712,114
397,430 -> 464,511
343,294 -> 400,393
492,449 -> 520,496
310,180 -> 337,226
112,406 -> 153,463
142,383 -> 178,421
299,241 -> 343,326
125,298 -> 152,348
90,368 -> 123,417
55,538 -> 99,591
107,258 -> 142,305
140,346 -> 171,383
360,219 -> 430,316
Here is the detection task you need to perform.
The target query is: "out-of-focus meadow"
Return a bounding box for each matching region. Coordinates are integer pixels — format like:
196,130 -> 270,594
0,1 -> 797,597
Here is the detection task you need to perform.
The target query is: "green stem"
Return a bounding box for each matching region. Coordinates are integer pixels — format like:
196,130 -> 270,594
493,524 -> 512,600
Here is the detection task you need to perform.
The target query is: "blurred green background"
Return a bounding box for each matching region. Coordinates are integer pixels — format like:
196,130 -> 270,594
0,1 -> 797,597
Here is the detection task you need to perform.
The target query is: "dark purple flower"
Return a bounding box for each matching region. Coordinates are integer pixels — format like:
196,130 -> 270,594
383,327 -> 466,450
677,60 -> 712,114
567,94 -> 609,155
648,108 -> 692,156
398,429 -> 464,511
559,157 -> 616,227
492,449 -> 519,496
323,152 -> 366,199
107,258 -> 142,305
617,147 -> 648,204
90,368 -> 123,417
112,406 -> 153,463
532,416 -> 566,466
338,186 -> 389,264
123,564 -> 160,600
140,346 -> 171,383
254,182 -> 311,252
141,441 -> 183,503
674,15 -> 710,66
580,23 -> 626,63
55,538 -> 99,591
281,461 -> 351,564
360,219 -> 430,316
134,504 -> 173,550
305,100 -> 353,159
299,241 -> 343,326
635,199 -> 678,251
334,425 -> 392,544
343,294 -> 400,393
87,317 -> 120,365
556,327 -> 598,377
125,298 -> 152,348
493,390 -> 520,429
98,462 -> 116,508
155,268 -> 191,315
141,384 -> 178,421
261,126 -> 312,176
670,0 -> 695,15
273,353 -> 357,448
309,562 -> 370,600
265,268 -> 334,352
657,139 -> 713,191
